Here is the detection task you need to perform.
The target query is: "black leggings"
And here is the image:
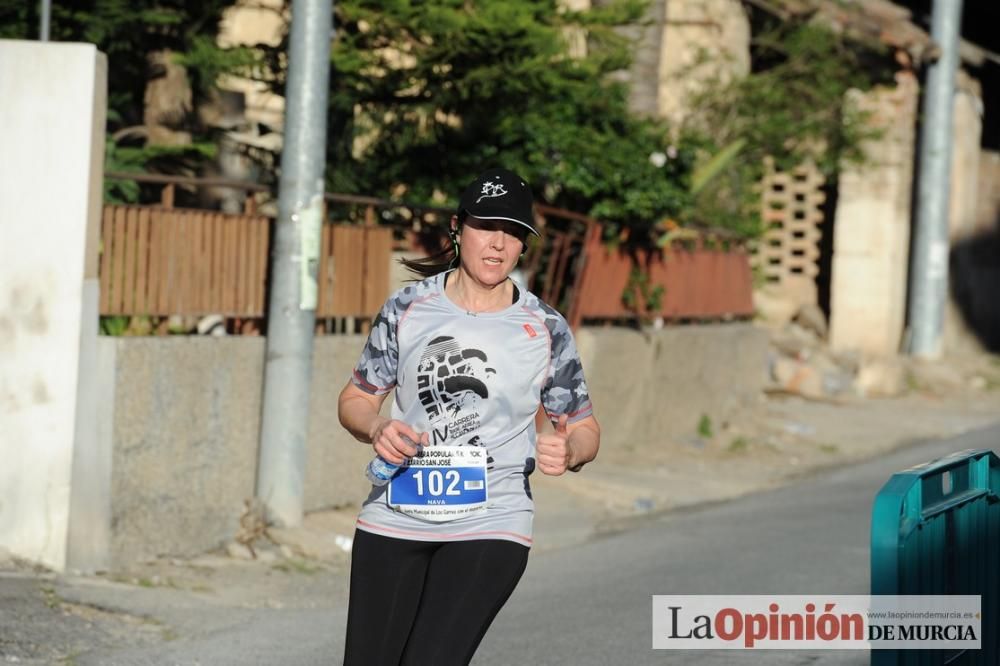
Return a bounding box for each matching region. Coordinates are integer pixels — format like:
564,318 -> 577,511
343,529 -> 530,666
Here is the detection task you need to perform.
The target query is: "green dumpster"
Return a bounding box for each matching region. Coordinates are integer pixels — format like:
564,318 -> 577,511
871,448 -> 999,665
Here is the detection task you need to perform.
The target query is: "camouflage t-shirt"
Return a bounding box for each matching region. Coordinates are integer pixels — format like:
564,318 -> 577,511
351,270 -> 592,547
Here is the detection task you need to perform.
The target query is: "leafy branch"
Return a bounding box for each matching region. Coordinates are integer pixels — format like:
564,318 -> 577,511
679,20 -> 894,237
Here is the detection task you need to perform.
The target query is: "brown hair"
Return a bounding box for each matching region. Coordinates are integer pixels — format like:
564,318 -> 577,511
399,215 -> 462,280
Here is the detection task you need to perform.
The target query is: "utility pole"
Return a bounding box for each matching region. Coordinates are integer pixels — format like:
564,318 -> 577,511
256,0 -> 333,526
907,0 -> 963,359
40,0 -> 51,41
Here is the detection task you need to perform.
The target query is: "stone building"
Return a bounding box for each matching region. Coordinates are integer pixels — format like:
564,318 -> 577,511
613,0 -> 997,358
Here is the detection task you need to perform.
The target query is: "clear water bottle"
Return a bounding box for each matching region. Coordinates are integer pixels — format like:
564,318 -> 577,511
365,456 -> 401,486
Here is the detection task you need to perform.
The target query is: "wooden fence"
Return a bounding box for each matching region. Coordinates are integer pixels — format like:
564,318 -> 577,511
99,204 -> 391,320
99,173 -> 755,332
569,223 -> 755,326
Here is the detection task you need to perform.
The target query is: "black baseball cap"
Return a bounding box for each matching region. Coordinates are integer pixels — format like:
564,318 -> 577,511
457,168 -> 539,237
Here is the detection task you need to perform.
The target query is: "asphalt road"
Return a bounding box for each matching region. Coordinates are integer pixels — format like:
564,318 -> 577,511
472,423 -> 1000,666
80,423 -> 1000,665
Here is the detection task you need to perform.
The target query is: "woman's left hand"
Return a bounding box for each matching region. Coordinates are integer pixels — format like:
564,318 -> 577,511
536,414 -> 572,476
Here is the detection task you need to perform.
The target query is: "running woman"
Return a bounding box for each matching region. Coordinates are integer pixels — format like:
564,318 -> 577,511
338,167 -> 600,666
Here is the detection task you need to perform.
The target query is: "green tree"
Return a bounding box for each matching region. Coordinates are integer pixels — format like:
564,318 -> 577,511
681,21 -> 895,236
0,0 -> 259,198
297,0 -> 695,239
0,1 -> 248,128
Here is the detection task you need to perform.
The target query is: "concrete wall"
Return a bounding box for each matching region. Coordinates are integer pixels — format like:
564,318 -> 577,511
0,41 -> 107,570
949,146 -> 1000,354
943,82 -> 986,355
657,0 -> 750,126
975,151 -> 1000,233
948,80 -> 985,243
612,0 -> 750,123
106,336 -> 378,566
110,338 -> 264,566
104,324 -> 768,566
575,324 -> 768,449
829,73 -> 919,356
829,72 -> 991,358
611,0 -> 667,117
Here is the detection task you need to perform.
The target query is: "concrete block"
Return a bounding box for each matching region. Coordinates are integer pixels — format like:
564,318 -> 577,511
772,357 -> 825,399
793,304 -> 828,340
752,288 -> 799,330
830,253 -> 907,355
578,324 -> 769,450
856,357 -> 906,398
109,338 -> 263,566
829,76 -> 917,359
107,335 -> 381,565
833,199 -> 900,256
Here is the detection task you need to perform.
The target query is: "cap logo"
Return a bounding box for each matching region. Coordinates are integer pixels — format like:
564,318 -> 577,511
476,178 -> 508,203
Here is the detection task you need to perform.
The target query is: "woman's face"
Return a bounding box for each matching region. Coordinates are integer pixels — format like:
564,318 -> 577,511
455,216 -> 528,286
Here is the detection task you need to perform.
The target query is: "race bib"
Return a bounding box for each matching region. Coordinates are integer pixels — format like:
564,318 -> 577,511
387,446 -> 488,522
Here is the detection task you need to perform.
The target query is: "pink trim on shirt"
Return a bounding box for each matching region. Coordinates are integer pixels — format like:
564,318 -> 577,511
356,518 -> 533,546
546,402 -> 594,423
352,369 -> 395,395
397,292 -> 439,338
522,306 -> 552,390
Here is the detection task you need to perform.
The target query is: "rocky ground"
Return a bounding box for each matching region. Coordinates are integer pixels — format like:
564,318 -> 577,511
3,332 -> 1000,664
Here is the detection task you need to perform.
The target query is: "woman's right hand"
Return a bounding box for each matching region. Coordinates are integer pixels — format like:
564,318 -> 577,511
369,418 -> 428,464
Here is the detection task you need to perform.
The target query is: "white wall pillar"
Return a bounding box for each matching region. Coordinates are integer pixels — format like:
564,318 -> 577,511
829,72 -> 919,356
0,40 -> 108,570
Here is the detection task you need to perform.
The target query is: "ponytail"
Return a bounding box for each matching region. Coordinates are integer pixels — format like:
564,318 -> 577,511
400,215 -> 463,280
399,247 -> 457,279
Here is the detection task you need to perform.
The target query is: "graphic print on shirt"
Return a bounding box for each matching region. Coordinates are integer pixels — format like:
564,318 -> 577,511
416,335 -> 494,446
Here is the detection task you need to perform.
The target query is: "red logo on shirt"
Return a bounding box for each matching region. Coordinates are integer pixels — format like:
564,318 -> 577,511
523,324 -> 537,338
